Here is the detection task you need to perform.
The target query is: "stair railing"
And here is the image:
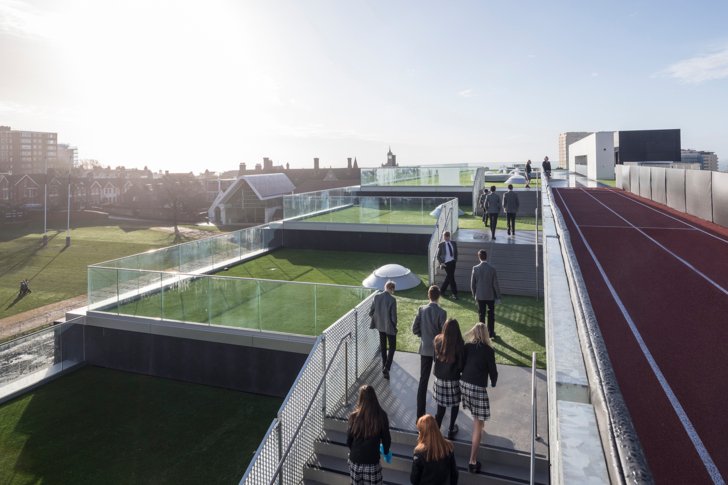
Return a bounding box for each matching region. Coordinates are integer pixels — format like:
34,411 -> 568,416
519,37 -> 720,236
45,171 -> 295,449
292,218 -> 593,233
530,351 -> 539,485
268,333 -> 352,485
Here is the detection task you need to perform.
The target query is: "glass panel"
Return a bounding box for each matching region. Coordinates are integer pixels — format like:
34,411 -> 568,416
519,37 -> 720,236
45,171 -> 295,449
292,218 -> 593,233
209,277 -> 260,330
87,266 -> 119,311
315,286 -> 369,332
161,274 -> 210,324
115,269 -> 163,319
259,280 -> 315,335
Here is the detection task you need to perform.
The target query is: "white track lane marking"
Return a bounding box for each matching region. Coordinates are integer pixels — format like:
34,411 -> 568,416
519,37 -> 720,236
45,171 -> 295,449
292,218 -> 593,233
578,225 -> 698,230
579,189 -> 728,297
555,189 -> 725,485
607,189 -> 728,245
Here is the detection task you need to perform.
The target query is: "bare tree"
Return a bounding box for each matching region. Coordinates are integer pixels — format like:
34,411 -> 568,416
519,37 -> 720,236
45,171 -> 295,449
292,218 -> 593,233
158,174 -> 206,241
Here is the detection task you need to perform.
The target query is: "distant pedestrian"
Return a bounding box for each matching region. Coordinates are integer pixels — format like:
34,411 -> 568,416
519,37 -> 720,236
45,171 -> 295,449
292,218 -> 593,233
525,160 -> 532,188
369,280 -> 398,380
412,285 -> 448,420
542,156 -> 551,178
484,186 -> 501,240
347,385 -> 392,485
437,232 -> 458,299
410,414 -> 459,484
470,250 -> 502,339
433,318 -> 465,440
502,184 -> 520,237
19,279 -> 31,296
461,323 -> 498,474
478,188 -> 489,228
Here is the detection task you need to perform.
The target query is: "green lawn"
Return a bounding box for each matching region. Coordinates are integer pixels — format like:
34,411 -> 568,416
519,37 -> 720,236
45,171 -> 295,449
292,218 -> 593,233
597,179 -> 617,187
0,218 -> 219,319
0,366 -> 280,484
215,249 -> 544,367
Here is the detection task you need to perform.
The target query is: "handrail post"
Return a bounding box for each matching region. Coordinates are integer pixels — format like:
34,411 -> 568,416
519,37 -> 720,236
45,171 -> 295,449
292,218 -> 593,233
345,339 -> 349,406
535,207 -> 540,300
354,309 -> 359,378
321,336 -> 327,416
530,351 -> 537,485
276,417 -> 283,485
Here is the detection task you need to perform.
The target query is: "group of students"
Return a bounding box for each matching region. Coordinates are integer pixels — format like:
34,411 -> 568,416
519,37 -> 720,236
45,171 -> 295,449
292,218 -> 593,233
356,283 -> 499,484
478,184 -> 521,239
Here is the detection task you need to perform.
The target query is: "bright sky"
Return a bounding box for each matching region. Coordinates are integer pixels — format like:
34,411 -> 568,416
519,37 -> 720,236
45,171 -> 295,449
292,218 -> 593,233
1,0 -> 727,172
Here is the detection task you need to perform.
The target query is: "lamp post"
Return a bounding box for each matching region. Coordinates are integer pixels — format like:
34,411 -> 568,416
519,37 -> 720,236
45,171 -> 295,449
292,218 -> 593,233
42,155 -> 48,247
65,173 -> 71,247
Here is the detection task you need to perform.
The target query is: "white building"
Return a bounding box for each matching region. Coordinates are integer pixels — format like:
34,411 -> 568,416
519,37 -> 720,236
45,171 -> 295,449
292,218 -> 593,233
568,132 -> 616,180
558,132 -> 591,169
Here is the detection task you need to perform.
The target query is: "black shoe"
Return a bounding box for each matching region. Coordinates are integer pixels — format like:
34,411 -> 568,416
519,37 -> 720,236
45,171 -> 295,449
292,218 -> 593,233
468,461 -> 481,473
507,230 -> 510,235
383,369 -> 390,380
448,424 -> 459,439
492,236 -> 496,240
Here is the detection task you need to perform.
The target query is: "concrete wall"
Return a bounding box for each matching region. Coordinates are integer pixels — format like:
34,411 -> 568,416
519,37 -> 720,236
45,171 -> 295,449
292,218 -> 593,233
282,224 -> 432,255
83,312 -> 313,398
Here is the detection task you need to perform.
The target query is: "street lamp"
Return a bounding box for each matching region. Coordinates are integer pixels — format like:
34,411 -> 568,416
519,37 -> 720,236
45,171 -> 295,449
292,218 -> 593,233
42,155 -> 48,247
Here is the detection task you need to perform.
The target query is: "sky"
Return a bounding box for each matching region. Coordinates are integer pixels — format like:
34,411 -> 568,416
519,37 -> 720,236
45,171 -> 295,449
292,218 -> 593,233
1,0 -> 727,172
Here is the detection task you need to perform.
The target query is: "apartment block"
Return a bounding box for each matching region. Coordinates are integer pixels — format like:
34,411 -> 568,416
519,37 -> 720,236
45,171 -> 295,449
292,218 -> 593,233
680,149 -> 719,171
0,126 -> 58,175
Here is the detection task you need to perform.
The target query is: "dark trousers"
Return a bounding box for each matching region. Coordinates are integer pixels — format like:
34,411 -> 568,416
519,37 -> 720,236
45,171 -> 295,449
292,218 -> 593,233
379,332 -> 396,371
477,299 -> 496,337
487,214 -> 498,238
506,212 -> 516,234
417,356 -> 434,419
440,261 -> 457,296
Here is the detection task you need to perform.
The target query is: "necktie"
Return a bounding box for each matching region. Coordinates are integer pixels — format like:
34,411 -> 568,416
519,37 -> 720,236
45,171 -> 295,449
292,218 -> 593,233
447,242 -> 452,258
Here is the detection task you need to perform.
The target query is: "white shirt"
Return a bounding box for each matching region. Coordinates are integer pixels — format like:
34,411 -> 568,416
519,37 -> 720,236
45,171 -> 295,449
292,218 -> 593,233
444,241 -> 455,263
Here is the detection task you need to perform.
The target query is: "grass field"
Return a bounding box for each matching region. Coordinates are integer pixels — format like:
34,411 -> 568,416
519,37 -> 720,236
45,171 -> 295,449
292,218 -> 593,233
193,249 -> 544,367
0,366 -> 280,484
597,179 -> 617,187
301,204 -> 438,225
0,217 -> 219,320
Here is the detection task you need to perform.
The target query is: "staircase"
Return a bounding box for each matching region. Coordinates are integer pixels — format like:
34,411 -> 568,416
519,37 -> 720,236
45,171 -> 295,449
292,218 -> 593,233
435,230 -> 543,297
302,417 -> 549,484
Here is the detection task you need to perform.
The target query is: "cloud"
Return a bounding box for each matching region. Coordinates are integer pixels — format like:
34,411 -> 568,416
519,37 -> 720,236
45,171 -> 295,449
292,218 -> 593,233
458,88 -> 475,98
662,46 -> 728,84
0,0 -> 59,38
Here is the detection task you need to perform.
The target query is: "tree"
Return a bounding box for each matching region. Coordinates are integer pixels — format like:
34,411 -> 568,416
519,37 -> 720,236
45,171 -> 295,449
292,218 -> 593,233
158,174 -> 206,241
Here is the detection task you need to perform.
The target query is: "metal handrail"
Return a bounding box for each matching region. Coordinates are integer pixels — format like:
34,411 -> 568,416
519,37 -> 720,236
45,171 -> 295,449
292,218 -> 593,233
530,351 -> 538,485
268,332 -> 353,485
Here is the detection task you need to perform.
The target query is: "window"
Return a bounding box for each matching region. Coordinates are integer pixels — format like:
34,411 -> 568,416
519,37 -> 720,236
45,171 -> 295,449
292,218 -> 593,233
1,186 -> 8,200
24,187 -> 37,198
575,155 -> 588,166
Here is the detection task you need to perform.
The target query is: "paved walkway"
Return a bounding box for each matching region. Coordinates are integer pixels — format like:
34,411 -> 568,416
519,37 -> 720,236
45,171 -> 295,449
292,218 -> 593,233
0,295 -> 86,341
334,351 -> 548,456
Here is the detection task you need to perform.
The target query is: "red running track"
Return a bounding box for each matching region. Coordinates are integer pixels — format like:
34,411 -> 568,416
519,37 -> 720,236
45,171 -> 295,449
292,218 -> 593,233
554,187 -> 728,485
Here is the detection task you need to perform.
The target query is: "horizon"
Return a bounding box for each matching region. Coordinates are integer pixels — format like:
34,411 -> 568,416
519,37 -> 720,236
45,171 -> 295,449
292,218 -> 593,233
2,1 -> 728,172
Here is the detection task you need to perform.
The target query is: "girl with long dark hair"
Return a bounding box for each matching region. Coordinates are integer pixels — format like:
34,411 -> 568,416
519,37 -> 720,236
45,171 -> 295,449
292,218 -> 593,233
433,318 -> 465,439
347,385 -> 392,484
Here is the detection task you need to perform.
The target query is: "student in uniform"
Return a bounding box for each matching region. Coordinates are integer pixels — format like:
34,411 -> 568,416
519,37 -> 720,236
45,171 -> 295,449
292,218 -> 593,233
347,385 -> 392,485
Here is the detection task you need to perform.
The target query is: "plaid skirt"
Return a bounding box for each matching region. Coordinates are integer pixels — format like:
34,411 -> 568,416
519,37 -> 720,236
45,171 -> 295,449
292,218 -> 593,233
348,460 -> 383,485
460,380 -> 490,421
433,378 -> 461,407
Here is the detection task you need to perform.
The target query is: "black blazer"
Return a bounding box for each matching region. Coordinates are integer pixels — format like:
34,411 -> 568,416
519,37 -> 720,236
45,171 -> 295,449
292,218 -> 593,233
410,451 -> 458,484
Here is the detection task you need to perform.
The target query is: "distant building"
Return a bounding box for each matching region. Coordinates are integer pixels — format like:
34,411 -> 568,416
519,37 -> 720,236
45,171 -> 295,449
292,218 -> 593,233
56,144 -> 78,170
384,147 -> 397,167
208,173 -> 295,225
0,125 -> 58,175
680,149 -> 719,171
558,132 -> 591,169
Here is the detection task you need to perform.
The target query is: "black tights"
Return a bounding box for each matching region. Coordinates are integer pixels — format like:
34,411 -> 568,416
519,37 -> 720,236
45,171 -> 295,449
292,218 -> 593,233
435,405 -> 459,431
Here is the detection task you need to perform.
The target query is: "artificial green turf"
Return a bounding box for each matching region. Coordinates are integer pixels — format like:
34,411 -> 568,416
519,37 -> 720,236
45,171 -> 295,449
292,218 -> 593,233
222,249 -> 545,367
302,205 -> 439,225
597,179 -> 617,187
0,222 -> 216,319
0,366 -> 280,484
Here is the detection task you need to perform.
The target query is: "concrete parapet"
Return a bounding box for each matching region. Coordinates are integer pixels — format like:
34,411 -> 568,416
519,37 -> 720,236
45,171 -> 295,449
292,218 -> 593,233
556,401 -> 611,485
